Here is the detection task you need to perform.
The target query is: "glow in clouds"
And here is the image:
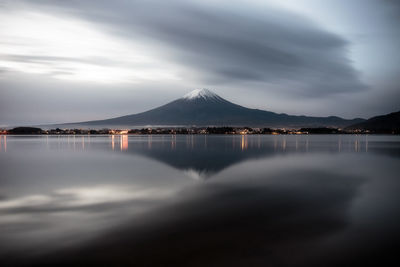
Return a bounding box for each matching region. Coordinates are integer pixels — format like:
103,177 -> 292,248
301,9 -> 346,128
0,11 -> 179,83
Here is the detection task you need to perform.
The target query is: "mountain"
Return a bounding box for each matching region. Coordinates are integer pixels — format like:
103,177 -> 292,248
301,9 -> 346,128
346,111 -> 400,133
63,89 -> 365,128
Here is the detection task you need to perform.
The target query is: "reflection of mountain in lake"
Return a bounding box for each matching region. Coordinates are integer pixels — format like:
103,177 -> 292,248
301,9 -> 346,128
125,135 -> 276,179
118,135 -> 385,179
1,135 -> 400,267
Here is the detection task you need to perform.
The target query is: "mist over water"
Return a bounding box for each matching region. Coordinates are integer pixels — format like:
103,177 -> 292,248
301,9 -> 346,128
0,135 -> 399,266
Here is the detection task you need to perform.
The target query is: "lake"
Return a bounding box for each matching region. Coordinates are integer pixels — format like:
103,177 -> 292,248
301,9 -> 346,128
0,135 -> 399,266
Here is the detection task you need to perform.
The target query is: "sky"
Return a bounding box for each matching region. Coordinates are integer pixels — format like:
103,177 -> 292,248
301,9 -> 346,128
0,0 -> 399,126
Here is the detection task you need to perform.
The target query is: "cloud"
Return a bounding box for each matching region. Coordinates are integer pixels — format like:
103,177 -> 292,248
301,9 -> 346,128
382,0 -> 400,20
0,9 -> 179,83
1,0 -> 366,96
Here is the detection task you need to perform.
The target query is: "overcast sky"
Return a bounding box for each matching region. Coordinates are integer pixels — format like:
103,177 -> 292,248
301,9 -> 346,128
0,0 -> 399,126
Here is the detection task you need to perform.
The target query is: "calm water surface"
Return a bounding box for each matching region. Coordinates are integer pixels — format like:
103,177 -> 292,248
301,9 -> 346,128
0,135 -> 399,266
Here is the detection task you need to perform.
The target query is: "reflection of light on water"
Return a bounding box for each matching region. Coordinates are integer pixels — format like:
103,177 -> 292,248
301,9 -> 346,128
338,137 -> 342,152
148,135 -> 152,150
282,137 -> 286,151
366,135 -> 368,152
120,135 -> 128,151
1,135 -> 399,265
111,135 -> 115,150
82,136 -> 85,150
171,135 -> 176,150
241,135 -> 248,151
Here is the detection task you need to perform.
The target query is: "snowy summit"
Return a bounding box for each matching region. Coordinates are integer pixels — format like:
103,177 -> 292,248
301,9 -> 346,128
182,89 -> 220,101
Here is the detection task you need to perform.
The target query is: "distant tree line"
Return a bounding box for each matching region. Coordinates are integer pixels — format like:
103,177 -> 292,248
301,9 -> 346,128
2,126 -> 398,135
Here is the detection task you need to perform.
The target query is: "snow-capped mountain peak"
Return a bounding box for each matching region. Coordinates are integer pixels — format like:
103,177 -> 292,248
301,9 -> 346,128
182,89 -> 220,100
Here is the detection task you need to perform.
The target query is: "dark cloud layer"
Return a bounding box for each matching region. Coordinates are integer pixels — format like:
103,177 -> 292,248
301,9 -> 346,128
383,0 -> 400,20
16,0 -> 366,96
1,0 -> 399,124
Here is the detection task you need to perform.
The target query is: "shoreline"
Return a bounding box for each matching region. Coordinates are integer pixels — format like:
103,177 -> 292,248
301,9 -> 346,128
1,126 -> 399,135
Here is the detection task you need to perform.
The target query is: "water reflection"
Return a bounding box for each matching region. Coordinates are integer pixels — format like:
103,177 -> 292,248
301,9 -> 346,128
120,135 -> 128,151
110,135 -> 393,179
0,135 -> 400,266
241,134 -> 247,150
0,135 -> 397,179
0,135 -> 6,152
18,171 -> 366,267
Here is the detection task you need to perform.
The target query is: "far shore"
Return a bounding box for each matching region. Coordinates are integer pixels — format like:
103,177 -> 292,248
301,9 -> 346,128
1,126 -> 398,135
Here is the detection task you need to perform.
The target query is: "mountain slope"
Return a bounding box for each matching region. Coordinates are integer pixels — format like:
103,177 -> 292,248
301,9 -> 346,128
66,89 -> 364,128
346,111 -> 400,133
